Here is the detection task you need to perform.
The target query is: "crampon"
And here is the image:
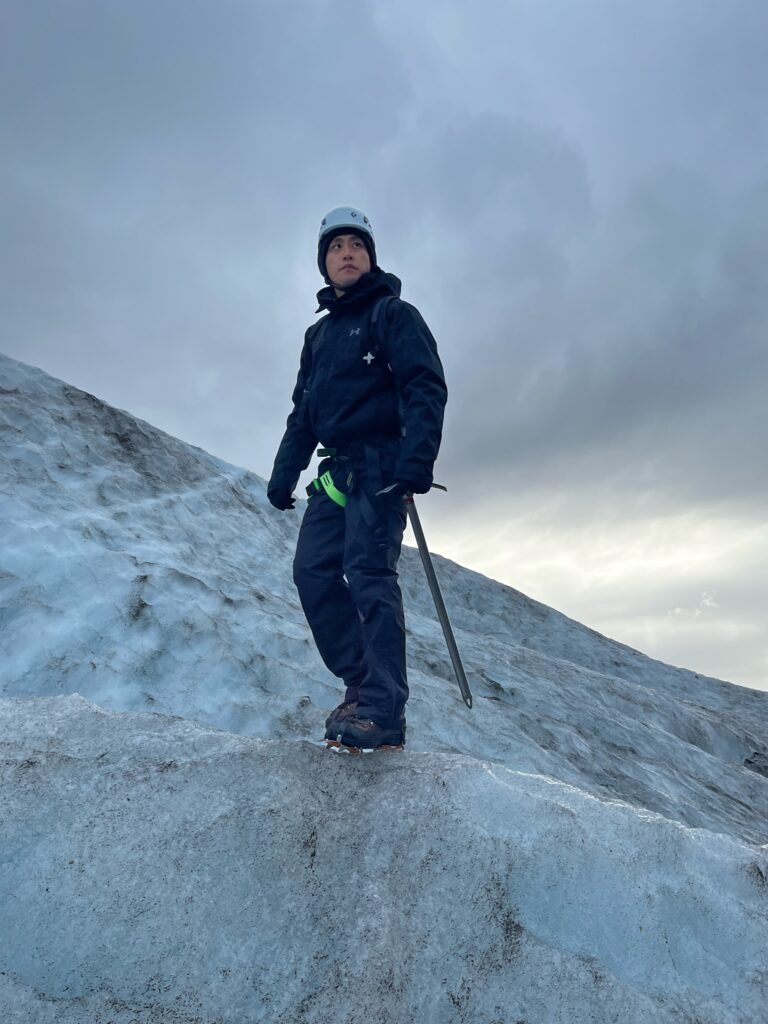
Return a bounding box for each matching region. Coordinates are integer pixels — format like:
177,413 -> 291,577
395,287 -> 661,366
324,737 -> 405,756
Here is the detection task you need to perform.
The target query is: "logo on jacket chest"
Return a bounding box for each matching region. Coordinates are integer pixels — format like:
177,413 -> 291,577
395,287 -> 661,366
346,326 -> 376,365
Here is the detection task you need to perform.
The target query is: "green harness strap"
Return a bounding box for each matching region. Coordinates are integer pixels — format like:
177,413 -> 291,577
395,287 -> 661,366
306,466 -> 348,507
319,470 -> 347,507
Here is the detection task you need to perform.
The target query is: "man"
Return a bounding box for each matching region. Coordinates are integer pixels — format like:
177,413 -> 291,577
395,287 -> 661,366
267,206 -> 447,751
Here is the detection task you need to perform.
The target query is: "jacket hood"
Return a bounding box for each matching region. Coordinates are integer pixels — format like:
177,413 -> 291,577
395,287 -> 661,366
315,268 -> 401,313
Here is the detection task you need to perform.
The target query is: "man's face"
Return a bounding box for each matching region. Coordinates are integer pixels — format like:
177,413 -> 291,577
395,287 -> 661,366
325,232 -> 371,291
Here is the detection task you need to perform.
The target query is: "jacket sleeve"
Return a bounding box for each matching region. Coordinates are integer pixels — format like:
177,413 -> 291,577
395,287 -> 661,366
385,300 -> 447,487
268,329 -> 318,495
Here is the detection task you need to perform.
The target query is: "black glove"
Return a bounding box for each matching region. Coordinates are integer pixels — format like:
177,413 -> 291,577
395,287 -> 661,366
404,477 -> 432,495
267,485 -> 295,511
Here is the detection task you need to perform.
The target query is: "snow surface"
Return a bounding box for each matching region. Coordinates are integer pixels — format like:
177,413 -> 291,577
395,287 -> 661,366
1,352 -> 767,1023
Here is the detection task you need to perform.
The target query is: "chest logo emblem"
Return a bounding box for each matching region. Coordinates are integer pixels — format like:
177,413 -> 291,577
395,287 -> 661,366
349,327 -> 361,336
363,351 -> 375,365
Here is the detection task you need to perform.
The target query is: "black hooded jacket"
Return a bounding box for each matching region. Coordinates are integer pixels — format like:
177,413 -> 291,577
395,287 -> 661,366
269,268 -> 447,495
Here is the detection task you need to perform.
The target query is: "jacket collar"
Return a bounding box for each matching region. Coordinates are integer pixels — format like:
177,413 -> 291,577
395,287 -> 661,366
315,268 -> 402,314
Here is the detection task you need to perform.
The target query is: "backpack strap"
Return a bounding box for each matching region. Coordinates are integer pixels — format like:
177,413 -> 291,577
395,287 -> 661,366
371,294 -> 406,440
370,295 -> 398,357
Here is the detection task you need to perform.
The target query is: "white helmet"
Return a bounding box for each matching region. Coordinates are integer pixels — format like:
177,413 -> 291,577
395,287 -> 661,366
317,206 -> 376,277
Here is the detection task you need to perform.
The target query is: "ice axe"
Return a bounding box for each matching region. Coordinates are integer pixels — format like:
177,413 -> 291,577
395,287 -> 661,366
378,482 -> 473,709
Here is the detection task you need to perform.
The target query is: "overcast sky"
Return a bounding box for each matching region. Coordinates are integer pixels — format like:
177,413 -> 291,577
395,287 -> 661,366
2,0 -> 766,690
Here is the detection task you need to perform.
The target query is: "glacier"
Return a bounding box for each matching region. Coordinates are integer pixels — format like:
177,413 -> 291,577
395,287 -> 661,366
1,352 -> 766,1023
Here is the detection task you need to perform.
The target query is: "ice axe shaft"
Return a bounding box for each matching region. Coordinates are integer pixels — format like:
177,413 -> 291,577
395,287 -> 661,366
405,495 -> 473,709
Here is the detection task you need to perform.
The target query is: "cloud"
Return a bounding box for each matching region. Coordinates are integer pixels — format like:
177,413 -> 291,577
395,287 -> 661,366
425,503 -> 767,688
668,592 -> 721,618
426,166 -> 768,510
0,0 -> 417,464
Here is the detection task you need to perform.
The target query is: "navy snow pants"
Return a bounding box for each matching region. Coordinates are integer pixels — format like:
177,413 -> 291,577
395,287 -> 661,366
293,448 -> 408,728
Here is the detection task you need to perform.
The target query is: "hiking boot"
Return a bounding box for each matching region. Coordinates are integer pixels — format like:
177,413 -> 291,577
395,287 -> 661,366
324,701 -> 358,738
332,715 -> 406,751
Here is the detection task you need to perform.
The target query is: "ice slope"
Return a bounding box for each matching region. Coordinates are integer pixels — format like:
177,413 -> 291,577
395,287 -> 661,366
1,696 -> 766,1024
2,352 -> 766,843
1,351 -> 767,1022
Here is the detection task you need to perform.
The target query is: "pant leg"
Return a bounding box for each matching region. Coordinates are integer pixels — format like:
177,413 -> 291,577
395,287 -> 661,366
293,490 -> 364,702
343,485 -> 408,727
